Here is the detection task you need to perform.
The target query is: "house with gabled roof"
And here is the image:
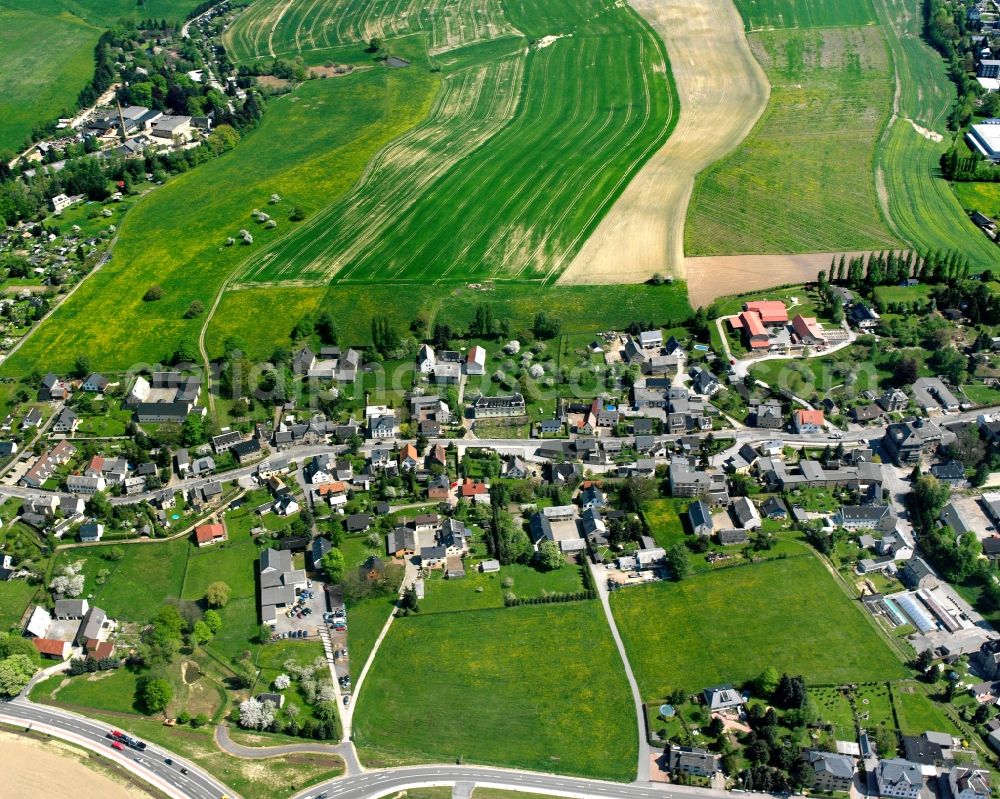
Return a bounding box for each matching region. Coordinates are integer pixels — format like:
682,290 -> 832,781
194,523 -> 226,547
804,750 -> 855,793
793,409 -> 825,433
703,685 -> 745,712
688,500 -> 713,536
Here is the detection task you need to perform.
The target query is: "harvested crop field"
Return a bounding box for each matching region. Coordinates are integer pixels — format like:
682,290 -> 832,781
686,251 -> 870,308
0,730 -> 150,799
558,0 -> 768,285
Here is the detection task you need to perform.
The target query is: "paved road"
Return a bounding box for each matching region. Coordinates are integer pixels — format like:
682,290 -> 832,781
288,763 -> 779,799
0,698 -> 236,799
3,404 -> 996,506
4,695 -> 793,799
214,723 -> 361,773
590,559 -> 651,782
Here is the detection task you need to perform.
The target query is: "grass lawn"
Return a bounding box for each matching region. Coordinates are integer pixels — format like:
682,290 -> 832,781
611,555 -> 907,701
809,687 -> 856,738
36,667 -> 142,714
75,410 -> 131,437
644,498 -> 688,549
417,562 -> 584,614
687,26 -> 898,256
892,682 -> 964,737
206,281 -> 692,361
961,383 -> 1000,406
0,68 -> 440,375
873,284 -> 934,304
344,595 -> 396,682
951,182 -> 1000,219
749,341 -> 900,401
53,539 -> 190,623
0,579 -> 39,630
353,602 -> 637,780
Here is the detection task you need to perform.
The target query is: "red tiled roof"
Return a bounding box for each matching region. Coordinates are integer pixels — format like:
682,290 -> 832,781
796,409 -> 825,426
739,311 -> 767,338
460,481 -> 488,496
194,523 -> 225,544
744,300 -> 788,324
316,481 -> 346,496
87,639 -> 115,660
33,638 -> 68,657
792,314 -> 824,341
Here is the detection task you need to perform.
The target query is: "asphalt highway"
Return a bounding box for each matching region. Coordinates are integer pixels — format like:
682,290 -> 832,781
0,698 -> 234,799
1,696 -> 786,799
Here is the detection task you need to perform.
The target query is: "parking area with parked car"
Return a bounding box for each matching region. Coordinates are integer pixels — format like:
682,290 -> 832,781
270,582 -> 329,639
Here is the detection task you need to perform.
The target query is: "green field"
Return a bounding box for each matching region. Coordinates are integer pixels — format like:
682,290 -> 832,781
872,0 -> 1000,267
0,0 -> 201,152
52,539 -> 190,622
353,602 -> 638,780
0,70 -> 439,374
732,0 -> 875,30
233,0 -> 678,285
205,281 -> 691,360
686,26 -> 899,256
952,182 -> 1000,219
611,556 -> 907,701
0,579 -> 38,630
0,8 -> 97,152
225,0 -> 518,62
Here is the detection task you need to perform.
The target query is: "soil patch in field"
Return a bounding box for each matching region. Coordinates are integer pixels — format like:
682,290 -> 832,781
559,0 -> 769,285
257,75 -> 292,90
686,251 -> 871,308
0,730 -> 151,799
310,65 -> 357,78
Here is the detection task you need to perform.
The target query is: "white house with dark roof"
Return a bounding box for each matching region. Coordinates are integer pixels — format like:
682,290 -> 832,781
703,685 -> 745,712
805,750 -> 855,793
876,759 -> 926,799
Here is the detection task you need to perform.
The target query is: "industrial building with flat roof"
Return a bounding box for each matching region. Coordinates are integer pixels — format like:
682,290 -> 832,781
967,119 -> 1000,162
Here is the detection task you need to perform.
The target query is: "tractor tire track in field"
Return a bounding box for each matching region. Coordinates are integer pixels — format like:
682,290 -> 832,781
229,0 -> 674,285
558,0 -> 769,286
226,0 -> 518,62
236,56 -> 524,284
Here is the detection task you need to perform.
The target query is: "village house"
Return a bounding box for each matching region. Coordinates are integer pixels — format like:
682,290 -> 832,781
669,746 -> 719,777
193,523 -> 226,547
875,759 -> 926,799
793,409 -> 825,433
473,393 -> 526,419
804,750 -> 855,793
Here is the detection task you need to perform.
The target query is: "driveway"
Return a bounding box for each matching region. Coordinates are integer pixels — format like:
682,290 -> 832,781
589,559 -> 652,781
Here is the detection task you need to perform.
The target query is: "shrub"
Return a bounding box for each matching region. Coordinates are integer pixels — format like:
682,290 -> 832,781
143,285 -> 164,302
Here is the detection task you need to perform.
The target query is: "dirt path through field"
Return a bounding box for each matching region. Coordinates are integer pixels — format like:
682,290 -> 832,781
0,730 -> 150,799
558,0 -> 769,285
686,251 -> 871,308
